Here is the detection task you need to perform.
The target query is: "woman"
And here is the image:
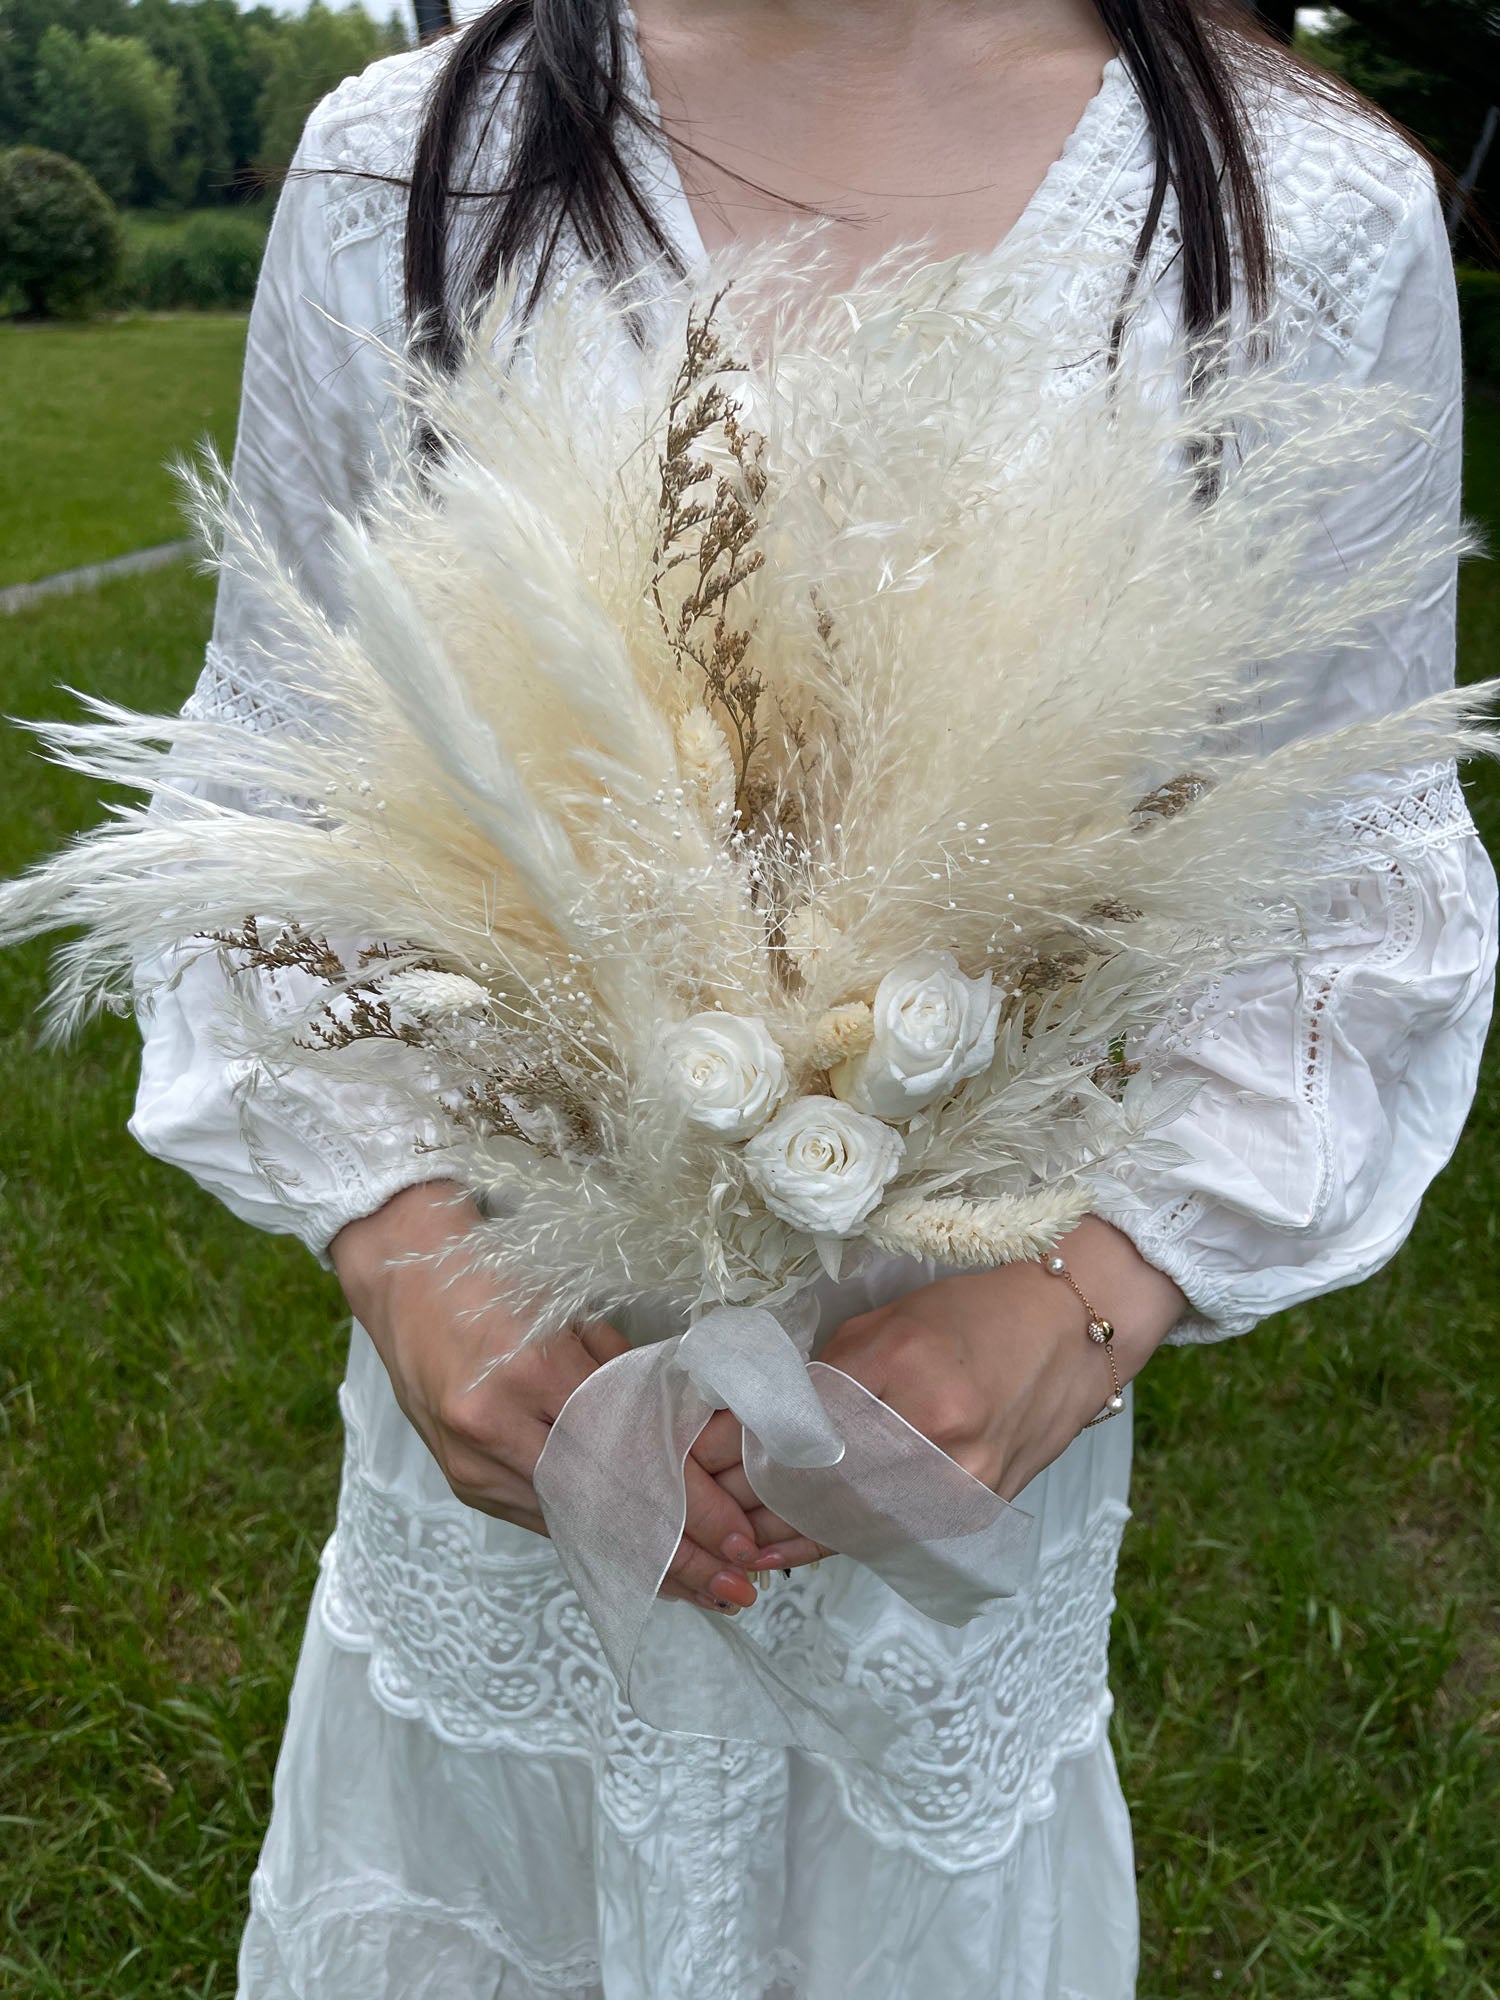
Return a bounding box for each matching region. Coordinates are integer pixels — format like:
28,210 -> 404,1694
127,1 -> 1497,1994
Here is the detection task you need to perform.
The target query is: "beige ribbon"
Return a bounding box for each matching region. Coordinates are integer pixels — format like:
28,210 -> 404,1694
533,1302 -> 1038,1761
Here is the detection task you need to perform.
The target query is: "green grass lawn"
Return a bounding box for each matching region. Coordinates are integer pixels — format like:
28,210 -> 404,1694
1117,398 -> 1500,1999
0,317 -> 246,590
0,396 -> 1497,1996
0,566 -> 349,1998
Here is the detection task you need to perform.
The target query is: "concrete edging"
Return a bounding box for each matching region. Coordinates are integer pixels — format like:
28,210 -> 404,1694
0,539 -> 195,615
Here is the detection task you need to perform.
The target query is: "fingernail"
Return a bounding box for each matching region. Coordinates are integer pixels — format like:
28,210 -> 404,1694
755,1550 -> 786,1571
721,1534 -> 757,1565
695,1591 -> 739,1616
711,1569 -> 756,1608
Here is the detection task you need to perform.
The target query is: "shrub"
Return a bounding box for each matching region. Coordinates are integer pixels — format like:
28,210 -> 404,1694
1457,267 -> 1500,387
0,147 -> 124,318
118,211 -> 268,311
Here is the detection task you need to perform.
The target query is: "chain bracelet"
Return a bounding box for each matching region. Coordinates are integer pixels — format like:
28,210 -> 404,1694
1043,1253 -> 1125,1428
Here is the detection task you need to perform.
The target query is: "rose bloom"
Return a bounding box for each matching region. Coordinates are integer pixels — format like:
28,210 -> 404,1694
832,950 -> 1000,1120
744,1095 -> 904,1235
656,1012 -> 788,1139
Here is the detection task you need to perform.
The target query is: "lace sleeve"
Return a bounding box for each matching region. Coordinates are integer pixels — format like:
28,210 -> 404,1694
1095,170 -> 1499,1341
128,75 -> 449,1263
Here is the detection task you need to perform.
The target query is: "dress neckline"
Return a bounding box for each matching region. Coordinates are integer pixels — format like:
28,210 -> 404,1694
618,3 -> 1139,277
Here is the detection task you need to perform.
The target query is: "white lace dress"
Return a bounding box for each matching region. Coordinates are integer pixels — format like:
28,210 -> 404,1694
127,22 -> 1498,2000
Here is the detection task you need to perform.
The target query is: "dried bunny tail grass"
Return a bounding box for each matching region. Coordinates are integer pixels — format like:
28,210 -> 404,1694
673,709 -> 737,827
805,1002 -> 874,1069
861,1185 -> 1095,1267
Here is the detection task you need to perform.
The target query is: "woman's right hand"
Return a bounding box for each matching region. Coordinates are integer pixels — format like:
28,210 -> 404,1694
329,1180 -> 764,1611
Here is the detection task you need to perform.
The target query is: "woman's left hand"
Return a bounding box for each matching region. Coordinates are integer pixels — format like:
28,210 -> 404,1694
693,1215 -> 1187,1567
815,1215 -> 1186,1501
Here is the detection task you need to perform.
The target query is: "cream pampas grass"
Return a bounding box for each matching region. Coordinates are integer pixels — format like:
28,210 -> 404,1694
1,229 -> 1494,1334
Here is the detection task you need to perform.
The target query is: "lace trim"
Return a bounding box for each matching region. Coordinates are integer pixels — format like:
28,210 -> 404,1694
1250,87 -> 1425,356
821,1528 -> 1121,1865
182,639 -> 298,738
1022,51 -> 1426,367
250,1869 -> 1051,2000
1102,1191 -> 1248,1345
1322,762 -> 1474,859
304,44 -> 449,321
319,1393 -> 1126,1873
1294,763 -> 1472,1219
1113,762 -> 1479,1347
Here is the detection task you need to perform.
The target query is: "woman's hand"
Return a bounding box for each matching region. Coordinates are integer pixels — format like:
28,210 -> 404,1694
818,1216 -> 1186,1502
330,1180 -> 766,1611
696,1216 -> 1186,1563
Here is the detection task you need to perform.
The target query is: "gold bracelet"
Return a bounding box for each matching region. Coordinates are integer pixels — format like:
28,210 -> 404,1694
1043,1252 -> 1125,1428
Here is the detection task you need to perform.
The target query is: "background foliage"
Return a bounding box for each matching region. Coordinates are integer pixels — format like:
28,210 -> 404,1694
0,0 -> 407,208
113,205 -> 267,309
29,25 -> 176,205
0,143 -> 123,315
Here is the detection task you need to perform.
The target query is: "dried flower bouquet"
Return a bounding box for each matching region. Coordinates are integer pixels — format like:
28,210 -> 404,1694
3,235 -> 1494,1341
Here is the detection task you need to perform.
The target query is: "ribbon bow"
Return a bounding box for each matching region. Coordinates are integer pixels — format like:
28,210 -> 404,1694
533,1303 -> 1037,1761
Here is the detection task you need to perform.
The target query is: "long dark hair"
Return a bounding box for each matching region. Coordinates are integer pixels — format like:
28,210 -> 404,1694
405,0 -> 1297,372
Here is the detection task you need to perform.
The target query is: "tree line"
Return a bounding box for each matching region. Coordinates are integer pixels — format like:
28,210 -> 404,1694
0,0 -> 408,209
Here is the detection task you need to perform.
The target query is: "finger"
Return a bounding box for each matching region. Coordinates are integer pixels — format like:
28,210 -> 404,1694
655,1575 -> 748,1617
709,1467 -> 833,1567
712,1462 -> 775,1518
687,1408 -> 744,1476
748,1534 -> 830,1571
682,1454 -> 761,1571
692,1589 -> 744,1616
449,1490 -> 550,1535
663,1534 -> 759,1605
575,1318 -> 631,1366
536,1328 -> 600,1424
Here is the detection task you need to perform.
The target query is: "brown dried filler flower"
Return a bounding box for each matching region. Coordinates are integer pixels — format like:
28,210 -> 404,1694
210,921 -> 594,1154
459,1058 -> 598,1154
1130,773 -> 1213,826
651,291 -> 769,830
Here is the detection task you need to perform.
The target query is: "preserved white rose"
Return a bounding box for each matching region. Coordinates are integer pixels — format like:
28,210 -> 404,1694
657,1012 -> 789,1138
744,1096 -> 904,1235
832,951 -> 999,1119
